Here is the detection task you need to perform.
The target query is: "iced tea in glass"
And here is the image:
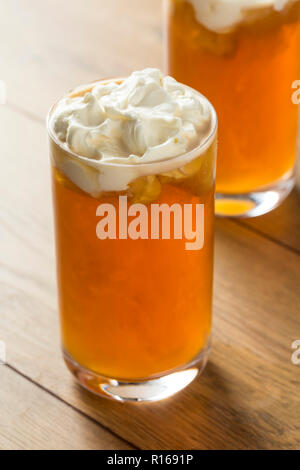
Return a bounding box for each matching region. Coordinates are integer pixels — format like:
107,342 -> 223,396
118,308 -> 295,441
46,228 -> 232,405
48,72 -> 217,401
165,0 -> 300,216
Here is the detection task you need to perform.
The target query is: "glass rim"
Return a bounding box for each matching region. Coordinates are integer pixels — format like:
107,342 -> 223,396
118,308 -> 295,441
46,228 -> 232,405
47,77 -> 218,171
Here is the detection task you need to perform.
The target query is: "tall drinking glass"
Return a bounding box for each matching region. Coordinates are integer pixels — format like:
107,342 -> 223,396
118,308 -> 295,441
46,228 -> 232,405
165,0 -> 300,217
48,78 -> 217,402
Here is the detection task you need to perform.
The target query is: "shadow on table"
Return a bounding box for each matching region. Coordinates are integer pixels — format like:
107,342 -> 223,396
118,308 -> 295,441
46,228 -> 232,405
244,182 -> 300,253
74,359 -> 267,450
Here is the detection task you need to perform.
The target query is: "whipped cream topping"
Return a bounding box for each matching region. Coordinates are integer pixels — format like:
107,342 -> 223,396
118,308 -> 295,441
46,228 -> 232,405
188,0 -> 295,33
49,69 -> 214,195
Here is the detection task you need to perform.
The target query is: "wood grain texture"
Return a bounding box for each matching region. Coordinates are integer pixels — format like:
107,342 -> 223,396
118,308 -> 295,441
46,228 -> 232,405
0,366 -> 133,450
1,0 -> 300,450
0,105 -> 299,449
0,0 -> 162,120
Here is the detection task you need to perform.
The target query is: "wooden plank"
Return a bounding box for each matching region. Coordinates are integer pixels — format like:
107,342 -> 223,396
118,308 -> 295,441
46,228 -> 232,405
0,366 -> 133,450
1,106 -> 299,449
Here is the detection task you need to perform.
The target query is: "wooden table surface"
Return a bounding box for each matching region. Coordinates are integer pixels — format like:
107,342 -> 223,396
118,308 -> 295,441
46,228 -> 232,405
1,0 -> 300,450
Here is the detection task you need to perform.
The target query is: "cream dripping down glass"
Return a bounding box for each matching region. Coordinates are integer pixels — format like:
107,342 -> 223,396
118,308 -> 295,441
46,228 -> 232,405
47,69 -> 217,402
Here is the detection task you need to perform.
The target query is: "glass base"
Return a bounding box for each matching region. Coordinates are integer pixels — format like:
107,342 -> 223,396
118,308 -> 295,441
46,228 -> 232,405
215,172 -> 295,218
63,340 -> 211,403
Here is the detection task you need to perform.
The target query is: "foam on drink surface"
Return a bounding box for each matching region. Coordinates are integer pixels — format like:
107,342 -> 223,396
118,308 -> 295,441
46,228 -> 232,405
188,0 -> 297,33
49,69 -> 215,196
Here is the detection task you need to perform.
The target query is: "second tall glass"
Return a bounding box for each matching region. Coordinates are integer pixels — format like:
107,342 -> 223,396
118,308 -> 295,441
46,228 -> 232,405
165,0 -> 300,217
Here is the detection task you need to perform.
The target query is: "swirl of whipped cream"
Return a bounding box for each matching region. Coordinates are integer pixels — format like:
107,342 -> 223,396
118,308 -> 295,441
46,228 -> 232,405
188,0 -> 295,33
49,69 -> 215,195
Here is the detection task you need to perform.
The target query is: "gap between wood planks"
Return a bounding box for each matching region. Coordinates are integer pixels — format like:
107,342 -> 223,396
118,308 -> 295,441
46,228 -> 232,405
4,363 -> 137,450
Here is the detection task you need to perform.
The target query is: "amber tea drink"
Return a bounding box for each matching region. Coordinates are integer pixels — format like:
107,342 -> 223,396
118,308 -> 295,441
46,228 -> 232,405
165,0 -> 300,217
48,69 -> 217,401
